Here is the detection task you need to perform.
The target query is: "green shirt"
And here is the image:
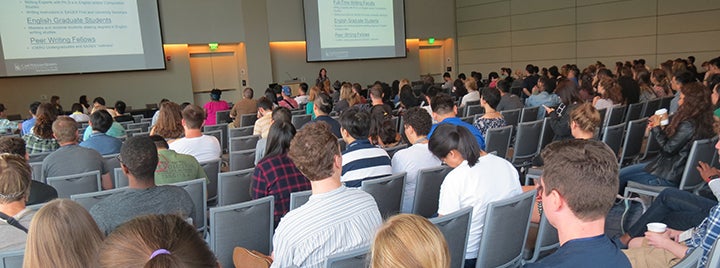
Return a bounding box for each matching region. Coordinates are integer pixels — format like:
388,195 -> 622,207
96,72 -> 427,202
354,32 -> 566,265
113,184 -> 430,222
714,107 -> 720,118
154,149 -> 207,185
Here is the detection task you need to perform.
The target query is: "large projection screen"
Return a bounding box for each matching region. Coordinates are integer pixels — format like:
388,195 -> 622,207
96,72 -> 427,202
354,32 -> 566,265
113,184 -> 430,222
0,0 -> 165,77
304,0 -> 406,62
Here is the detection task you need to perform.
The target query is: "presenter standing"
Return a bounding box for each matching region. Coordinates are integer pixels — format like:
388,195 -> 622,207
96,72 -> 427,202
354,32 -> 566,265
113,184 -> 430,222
316,68 -> 329,87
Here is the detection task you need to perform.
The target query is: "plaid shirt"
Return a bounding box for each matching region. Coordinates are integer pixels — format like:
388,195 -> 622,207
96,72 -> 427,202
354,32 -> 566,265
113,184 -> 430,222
252,153 -> 311,227
22,134 -> 59,154
688,204 -> 720,268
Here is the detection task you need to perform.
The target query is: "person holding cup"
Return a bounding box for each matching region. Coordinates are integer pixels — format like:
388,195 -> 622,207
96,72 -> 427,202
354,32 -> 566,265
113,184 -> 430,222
617,81 -> 715,195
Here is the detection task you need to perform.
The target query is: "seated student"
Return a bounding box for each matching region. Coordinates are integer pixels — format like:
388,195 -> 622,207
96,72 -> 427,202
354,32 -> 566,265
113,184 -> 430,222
339,108 -> 392,187
525,140 -> 630,268
268,122 -> 382,267
68,103 -> 90,123
113,101 -> 134,123
496,80 -> 525,112
90,136 -> 195,235
459,77 -> 480,108
230,87 -> 258,128
168,105 -> 222,163
392,107 -> 442,212
368,105 -> 400,148
254,107 -> 292,165
21,101 -> 41,136
473,87 -> 507,137
43,116 -> 113,190
371,214 -> 450,268
253,97 -> 274,139
149,135 -> 206,185
252,121 -> 310,227
526,77 -> 561,120
23,103 -> 59,154
91,97 -> 117,117
427,93 -> 486,150
99,214 -> 218,268
294,82 -> 310,105
0,154 -> 36,251
278,86 -> 299,110
24,199 -> 104,268
81,115 -> 127,141
204,89 -> 230,126
428,124 -> 522,267
150,98 -> 170,127
0,136 -> 57,205
312,92 -> 341,138
149,101 -> 184,141
80,110 -> 123,155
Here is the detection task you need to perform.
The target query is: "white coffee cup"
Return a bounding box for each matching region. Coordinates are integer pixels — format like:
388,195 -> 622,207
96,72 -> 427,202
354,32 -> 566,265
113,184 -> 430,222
647,222 -> 667,233
655,108 -> 669,126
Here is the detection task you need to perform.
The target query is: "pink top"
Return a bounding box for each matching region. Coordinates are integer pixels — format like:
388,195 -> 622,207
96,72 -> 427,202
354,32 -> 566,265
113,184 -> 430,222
204,100 -> 230,126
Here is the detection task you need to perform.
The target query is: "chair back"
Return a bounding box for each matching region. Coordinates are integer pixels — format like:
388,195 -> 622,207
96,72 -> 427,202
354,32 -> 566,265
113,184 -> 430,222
520,106 -> 541,122
678,138 -> 717,191
619,118 -> 648,165
204,123 -> 229,152
460,116 -> 474,124
216,110 -> 231,124
239,113 -> 258,127
430,207 -> 473,268
500,108 -> 521,128
601,122 -> 626,157
705,237 -> 720,268
132,131 -> 149,137
70,188 -> 125,211
511,120 -> 543,168
125,128 -> 142,137
132,114 -> 143,123
538,118 -> 555,152
209,196 -> 274,268
625,102 -> 644,123
289,190 -> 312,211
641,131 -> 661,162
361,173 -> 406,219
103,154 -> 121,188
670,247 -> 702,268
476,190 -> 535,268
606,105 -> 626,127
217,169 -> 254,206
229,125 -> 254,139
485,125 -> 513,159
28,152 -> 51,163
660,96 -> 673,110
324,246 -> 370,268
466,104 -> 484,117
524,214 -> 559,263
200,158 -> 221,202
383,144 -> 408,159
29,162 -> 43,183
113,168 -> 129,188
230,135 -> 260,152
291,114 -> 312,129
127,122 -> 150,132
203,130 -> 222,151
0,249 -> 23,268
229,149 -> 256,171
46,170 -> 102,198
172,178 -> 207,233
412,166 -> 452,218
642,98 -> 662,118
596,108 -> 607,138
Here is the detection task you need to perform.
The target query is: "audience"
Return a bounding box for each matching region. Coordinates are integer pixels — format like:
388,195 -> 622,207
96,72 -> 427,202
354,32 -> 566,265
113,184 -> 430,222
496,80 -> 524,111
150,98 -> 170,127
391,107 -> 442,213
90,136 -> 195,235
618,66 -> 640,105
305,85 -> 321,119
81,100 -> 127,141
254,107 -> 292,165
0,136 -> 57,205
149,135 -> 206,185
253,97 -> 274,139
522,64 -> 541,98
99,214 -> 218,268
651,68 -> 673,98
23,102 -> 59,154
20,101 -> 41,136
252,121 -> 310,227
525,139 -> 630,267
24,199 -> 104,268
371,214 -> 450,268
149,101 -> 184,141
669,71 -> 697,114
230,87 -> 258,128
278,86 -> 299,110
339,108 -> 392,187
69,103 -> 90,123
294,82 -> 310,105
593,77 -> 624,110
312,92 -> 341,138
269,122 -> 381,267
473,87 -> 507,136
0,103 -> 18,134
428,93 -> 486,150
368,105 -> 399,147
79,110 -> 122,155
459,77 -> 480,108
50,95 -> 63,115
333,82 -> 357,113
168,105 -> 222,163
204,88 -> 230,126
79,95 -> 91,114
91,97 -> 117,117
636,70 -> 658,103
43,116 -> 112,189
428,124 -> 521,267
0,153 -> 35,251
113,101 -> 134,123
545,82 -> 582,141
526,77 -> 561,119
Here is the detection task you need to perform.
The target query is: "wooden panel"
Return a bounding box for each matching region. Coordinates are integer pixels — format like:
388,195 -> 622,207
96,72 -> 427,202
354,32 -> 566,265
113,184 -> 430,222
458,32 -> 512,50
576,0 -> 656,24
577,17 -> 655,41
658,10 -> 720,34
511,8 -> 575,31
510,0 -> 575,15
577,36 -> 655,58
511,25 -> 575,46
457,17 -> 511,36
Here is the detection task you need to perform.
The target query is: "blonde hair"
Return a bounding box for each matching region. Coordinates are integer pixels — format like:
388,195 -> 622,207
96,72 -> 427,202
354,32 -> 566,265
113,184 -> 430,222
464,77 -> 478,92
570,102 -> 601,134
24,199 -> 104,268
99,214 -> 217,268
308,86 -> 321,102
371,214 -> 450,268
0,153 -> 31,204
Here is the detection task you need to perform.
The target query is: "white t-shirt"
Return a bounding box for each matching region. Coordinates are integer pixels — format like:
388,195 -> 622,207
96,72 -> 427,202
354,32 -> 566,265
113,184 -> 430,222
437,153 -> 522,259
391,143 -> 442,213
168,135 -> 221,163
460,90 -> 480,108
295,95 -> 309,105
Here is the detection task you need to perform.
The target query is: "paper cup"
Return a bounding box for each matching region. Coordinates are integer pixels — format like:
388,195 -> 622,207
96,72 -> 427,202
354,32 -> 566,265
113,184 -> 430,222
655,109 -> 669,126
647,222 -> 667,233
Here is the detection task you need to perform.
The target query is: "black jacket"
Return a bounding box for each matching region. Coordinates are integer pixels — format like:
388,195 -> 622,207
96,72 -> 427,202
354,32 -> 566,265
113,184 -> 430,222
644,121 -> 700,183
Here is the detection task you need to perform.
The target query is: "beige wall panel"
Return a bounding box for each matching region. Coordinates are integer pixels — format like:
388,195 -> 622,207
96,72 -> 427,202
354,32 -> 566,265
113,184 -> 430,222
576,0 -> 627,7
511,25 -> 576,46
406,0 -> 458,38
511,42 -> 576,61
576,17 -> 656,41
458,32 -> 512,50
266,0 -> 304,41
458,47 -> 512,64
577,36 -> 655,58
457,1 -> 509,21
657,31 -> 720,54
511,8 -> 576,31
576,0 -> 656,24
658,10 -> 720,34
658,0 -> 720,15
457,0 -> 505,8
510,0 -> 575,15
159,0 -> 245,44
457,17 -> 511,36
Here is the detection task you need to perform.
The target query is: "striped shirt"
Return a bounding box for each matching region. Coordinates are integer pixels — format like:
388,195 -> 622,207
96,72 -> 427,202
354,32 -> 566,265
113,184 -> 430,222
688,204 -> 720,268
341,140 -> 392,187
271,186 -> 382,268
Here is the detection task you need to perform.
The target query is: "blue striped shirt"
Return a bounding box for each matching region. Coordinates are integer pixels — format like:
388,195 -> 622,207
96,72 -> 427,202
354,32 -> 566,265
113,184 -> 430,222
688,204 -> 720,268
341,140 -> 392,187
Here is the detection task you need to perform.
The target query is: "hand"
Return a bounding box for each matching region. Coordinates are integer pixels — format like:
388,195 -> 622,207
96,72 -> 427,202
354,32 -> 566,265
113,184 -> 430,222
644,231 -> 675,250
666,228 -> 682,241
697,161 -> 720,182
647,115 -> 660,129
543,105 -> 554,114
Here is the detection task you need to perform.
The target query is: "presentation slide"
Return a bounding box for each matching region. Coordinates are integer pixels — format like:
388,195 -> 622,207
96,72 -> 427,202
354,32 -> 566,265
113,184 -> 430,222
0,0 -> 165,77
304,0 -> 406,62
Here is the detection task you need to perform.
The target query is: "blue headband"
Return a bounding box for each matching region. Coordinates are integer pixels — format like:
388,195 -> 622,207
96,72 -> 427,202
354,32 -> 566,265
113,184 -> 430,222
149,249 -> 171,260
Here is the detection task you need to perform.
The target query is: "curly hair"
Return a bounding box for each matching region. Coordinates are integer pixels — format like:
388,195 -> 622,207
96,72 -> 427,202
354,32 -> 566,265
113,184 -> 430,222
152,102 -> 184,139
288,122 -> 340,181
597,77 -> 624,104
667,82 -> 715,138
34,103 -> 57,139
